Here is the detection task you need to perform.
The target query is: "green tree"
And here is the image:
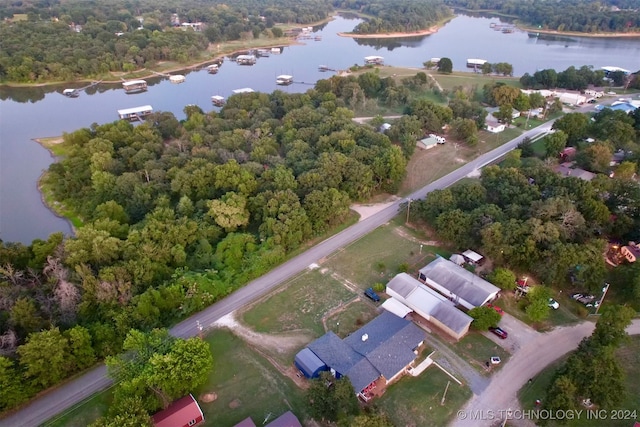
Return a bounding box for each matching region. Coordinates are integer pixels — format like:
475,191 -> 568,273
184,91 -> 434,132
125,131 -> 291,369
543,130 -> 568,158
525,285 -> 552,322
65,325 -> 97,371
306,371 -> 359,422
576,143 -> 612,173
468,306 -> 502,330
18,327 -> 71,388
207,192 -> 250,232
487,268 -> 517,290
438,57 -> 453,74
552,113 -> 589,145
0,356 -> 29,411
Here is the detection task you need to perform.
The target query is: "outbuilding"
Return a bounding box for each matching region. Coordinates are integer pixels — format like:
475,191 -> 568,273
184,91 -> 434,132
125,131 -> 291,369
294,348 -> 327,378
151,394 -> 204,427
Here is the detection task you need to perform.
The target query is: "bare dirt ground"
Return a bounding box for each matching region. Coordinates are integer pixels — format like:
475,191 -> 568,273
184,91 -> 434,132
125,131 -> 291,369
213,312 -> 314,388
351,197 -> 400,221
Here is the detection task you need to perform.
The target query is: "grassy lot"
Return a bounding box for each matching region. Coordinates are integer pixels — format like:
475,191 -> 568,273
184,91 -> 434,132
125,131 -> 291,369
323,222 -> 442,288
451,332 -> 511,374
492,292 -> 582,332
378,366 -> 472,427
198,329 -> 307,427
430,72 -> 521,94
41,387 -> 113,427
518,336 -> 640,427
325,299 -> 380,339
241,269 -> 355,336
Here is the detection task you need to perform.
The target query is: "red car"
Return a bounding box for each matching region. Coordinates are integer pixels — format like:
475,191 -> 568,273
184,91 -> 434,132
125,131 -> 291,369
489,326 -> 508,339
487,304 -> 504,316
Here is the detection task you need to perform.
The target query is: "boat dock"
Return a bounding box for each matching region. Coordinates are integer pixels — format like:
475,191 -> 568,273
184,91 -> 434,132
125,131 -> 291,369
211,95 -> 225,106
236,54 -> 257,65
62,80 -> 102,97
318,65 -> 336,72
118,105 -> 153,121
122,79 -> 148,93
169,75 -> 185,83
276,75 -> 294,85
364,55 -> 384,65
232,88 -> 255,94
207,64 -> 219,74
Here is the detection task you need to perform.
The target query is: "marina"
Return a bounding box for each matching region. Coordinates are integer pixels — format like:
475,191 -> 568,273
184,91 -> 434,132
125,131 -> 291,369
122,79 -> 148,93
276,75 -> 294,85
117,105 -> 153,120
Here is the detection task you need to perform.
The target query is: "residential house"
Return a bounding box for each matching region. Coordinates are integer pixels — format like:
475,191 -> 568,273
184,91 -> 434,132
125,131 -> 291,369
385,273 -> 473,340
485,119 -> 505,133
151,394 -> 204,427
418,257 -> 500,310
295,311 -> 425,398
554,162 -> 596,181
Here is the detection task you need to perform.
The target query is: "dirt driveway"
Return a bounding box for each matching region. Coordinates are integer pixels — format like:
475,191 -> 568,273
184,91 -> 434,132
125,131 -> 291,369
483,313 -> 540,353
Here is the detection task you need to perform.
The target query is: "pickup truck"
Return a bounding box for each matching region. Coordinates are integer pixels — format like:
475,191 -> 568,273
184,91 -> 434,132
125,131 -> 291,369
364,287 -> 380,302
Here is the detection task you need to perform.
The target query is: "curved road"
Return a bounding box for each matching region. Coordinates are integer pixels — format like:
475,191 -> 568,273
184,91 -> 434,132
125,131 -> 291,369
0,122 -> 553,427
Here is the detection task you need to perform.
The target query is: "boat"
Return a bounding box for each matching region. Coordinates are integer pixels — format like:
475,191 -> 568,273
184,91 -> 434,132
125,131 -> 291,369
169,75 -> 185,84
122,80 -> 148,93
319,65 -> 330,71
232,88 -> 255,94
236,54 -> 257,65
271,47 -> 282,54
256,49 -> 270,57
276,75 -> 294,85
466,58 -> 487,68
364,55 -> 384,65
206,64 -> 219,74
117,105 -> 153,121
211,95 -> 225,106
63,88 -> 79,98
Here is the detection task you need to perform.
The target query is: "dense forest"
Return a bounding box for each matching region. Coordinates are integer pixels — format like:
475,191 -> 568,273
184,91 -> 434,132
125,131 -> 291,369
0,85 -> 418,412
445,0 -> 640,33
338,0 -> 453,34
0,0 -> 334,82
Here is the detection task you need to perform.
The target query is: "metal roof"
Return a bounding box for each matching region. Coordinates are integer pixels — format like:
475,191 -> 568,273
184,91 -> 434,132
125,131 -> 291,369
117,105 -> 153,115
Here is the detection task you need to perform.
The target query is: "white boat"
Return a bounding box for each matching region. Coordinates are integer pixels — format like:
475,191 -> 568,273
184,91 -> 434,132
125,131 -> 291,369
169,75 -> 185,84
63,88 -> 79,97
276,75 -> 294,85
122,80 -> 148,93
236,54 -> 256,65
206,64 -> 219,74
211,95 -> 225,106
271,47 -> 282,54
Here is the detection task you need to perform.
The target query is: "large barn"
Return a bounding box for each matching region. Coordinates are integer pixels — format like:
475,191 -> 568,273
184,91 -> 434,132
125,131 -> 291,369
418,257 -> 500,310
385,273 -> 473,340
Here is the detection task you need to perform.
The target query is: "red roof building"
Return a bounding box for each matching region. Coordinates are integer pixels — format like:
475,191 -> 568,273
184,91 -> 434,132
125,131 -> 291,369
152,394 -> 204,427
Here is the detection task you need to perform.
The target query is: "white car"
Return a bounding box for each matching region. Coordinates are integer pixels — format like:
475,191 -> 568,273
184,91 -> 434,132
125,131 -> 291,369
548,298 -> 560,310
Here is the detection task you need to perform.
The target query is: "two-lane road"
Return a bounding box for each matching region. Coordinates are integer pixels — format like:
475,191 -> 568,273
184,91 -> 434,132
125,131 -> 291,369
0,121 -> 553,427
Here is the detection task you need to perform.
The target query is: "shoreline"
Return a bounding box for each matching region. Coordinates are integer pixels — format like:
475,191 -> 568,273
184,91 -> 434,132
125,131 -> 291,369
521,26 -> 640,39
338,25 -> 440,39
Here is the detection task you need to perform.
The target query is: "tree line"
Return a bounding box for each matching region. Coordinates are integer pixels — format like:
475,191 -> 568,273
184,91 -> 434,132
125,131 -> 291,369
341,0 -> 452,34
0,0 -> 334,83
445,0 -> 640,33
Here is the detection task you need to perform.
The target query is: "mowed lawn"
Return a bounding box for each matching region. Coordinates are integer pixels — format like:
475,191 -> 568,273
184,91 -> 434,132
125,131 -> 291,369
378,367 -> 472,427
198,330 -> 307,427
430,71 -> 521,94
241,268 -> 355,336
323,221 -> 442,288
41,386 -> 113,427
518,335 -> 640,427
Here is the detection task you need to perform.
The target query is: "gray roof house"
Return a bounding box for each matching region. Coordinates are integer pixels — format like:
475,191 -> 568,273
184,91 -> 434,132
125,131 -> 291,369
385,273 -> 473,340
297,311 -> 425,394
418,257 -> 500,310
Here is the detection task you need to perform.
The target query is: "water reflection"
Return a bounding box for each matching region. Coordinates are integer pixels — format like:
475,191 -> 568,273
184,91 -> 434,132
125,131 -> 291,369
353,35 -> 429,50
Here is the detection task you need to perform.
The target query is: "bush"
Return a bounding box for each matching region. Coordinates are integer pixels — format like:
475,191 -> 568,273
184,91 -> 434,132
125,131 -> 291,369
397,262 -> 409,273
488,268 -> 517,290
372,282 -> 386,293
468,306 -> 502,330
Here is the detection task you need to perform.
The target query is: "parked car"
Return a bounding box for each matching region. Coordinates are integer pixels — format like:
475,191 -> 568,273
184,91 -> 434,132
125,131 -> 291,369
486,303 -> 504,316
571,293 -> 583,300
364,287 -> 380,302
576,295 -> 595,305
548,298 -> 560,310
489,326 -> 508,339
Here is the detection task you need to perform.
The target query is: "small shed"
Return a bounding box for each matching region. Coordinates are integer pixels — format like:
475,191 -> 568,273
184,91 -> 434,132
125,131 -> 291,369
449,254 -> 465,266
381,297 -> 413,318
417,136 -> 439,150
462,249 -> 484,265
294,348 -> 327,378
151,394 -> 204,427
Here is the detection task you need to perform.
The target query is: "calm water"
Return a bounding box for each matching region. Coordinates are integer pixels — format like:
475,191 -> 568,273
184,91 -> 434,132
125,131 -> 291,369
1,14 -> 639,243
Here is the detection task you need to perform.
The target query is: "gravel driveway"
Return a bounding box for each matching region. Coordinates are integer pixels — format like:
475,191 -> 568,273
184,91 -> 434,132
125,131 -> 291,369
483,313 -> 540,353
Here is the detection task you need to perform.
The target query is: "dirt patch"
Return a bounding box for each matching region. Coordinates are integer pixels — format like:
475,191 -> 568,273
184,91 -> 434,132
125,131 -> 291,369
392,226 -> 441,247
351,196 -> 400,221
200,392 -> 217,403
229,398 -> 241,409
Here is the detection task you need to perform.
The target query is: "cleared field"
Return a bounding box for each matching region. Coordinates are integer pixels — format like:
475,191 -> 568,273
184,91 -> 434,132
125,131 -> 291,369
241,269 -> 355,336
199,330 -> 306,427
431,72 -> 521,93
378,366 -> 472,427
323,222 -> 441,288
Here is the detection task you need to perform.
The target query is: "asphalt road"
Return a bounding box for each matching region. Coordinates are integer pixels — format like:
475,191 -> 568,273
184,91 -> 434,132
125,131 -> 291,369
0,121 -> 554,427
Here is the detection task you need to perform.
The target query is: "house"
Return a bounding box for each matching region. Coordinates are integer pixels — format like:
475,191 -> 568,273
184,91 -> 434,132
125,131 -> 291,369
554,162 -> 596,181
234,411 -> 302,427
296,311 -> 425,397
418,257 -> 500,310
417,136 -> 439,150
151,394 -> 204,427
621,242 -> 640,263
385,273 -> 474,340
485,119 -> 505,133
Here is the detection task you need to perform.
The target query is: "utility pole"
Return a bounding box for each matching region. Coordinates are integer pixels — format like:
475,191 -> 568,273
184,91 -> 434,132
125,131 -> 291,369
405,199 -> 412,224
594,283 -> 610,315
440,380 -> 450,405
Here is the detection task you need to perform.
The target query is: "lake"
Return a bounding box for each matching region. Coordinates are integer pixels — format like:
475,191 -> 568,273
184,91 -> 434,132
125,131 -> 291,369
1,14 -> 639,243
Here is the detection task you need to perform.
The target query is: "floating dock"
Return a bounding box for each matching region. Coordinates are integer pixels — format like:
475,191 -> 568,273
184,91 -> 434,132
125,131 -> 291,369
211,95 -> 225,106
169,75 -> 185,84
276,75 -> 294,85
118,105 -> 153,120
207,64 -> 219,74
364,55 -> 384,65
236,54 -> 257,65
122,80 -> 148,93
